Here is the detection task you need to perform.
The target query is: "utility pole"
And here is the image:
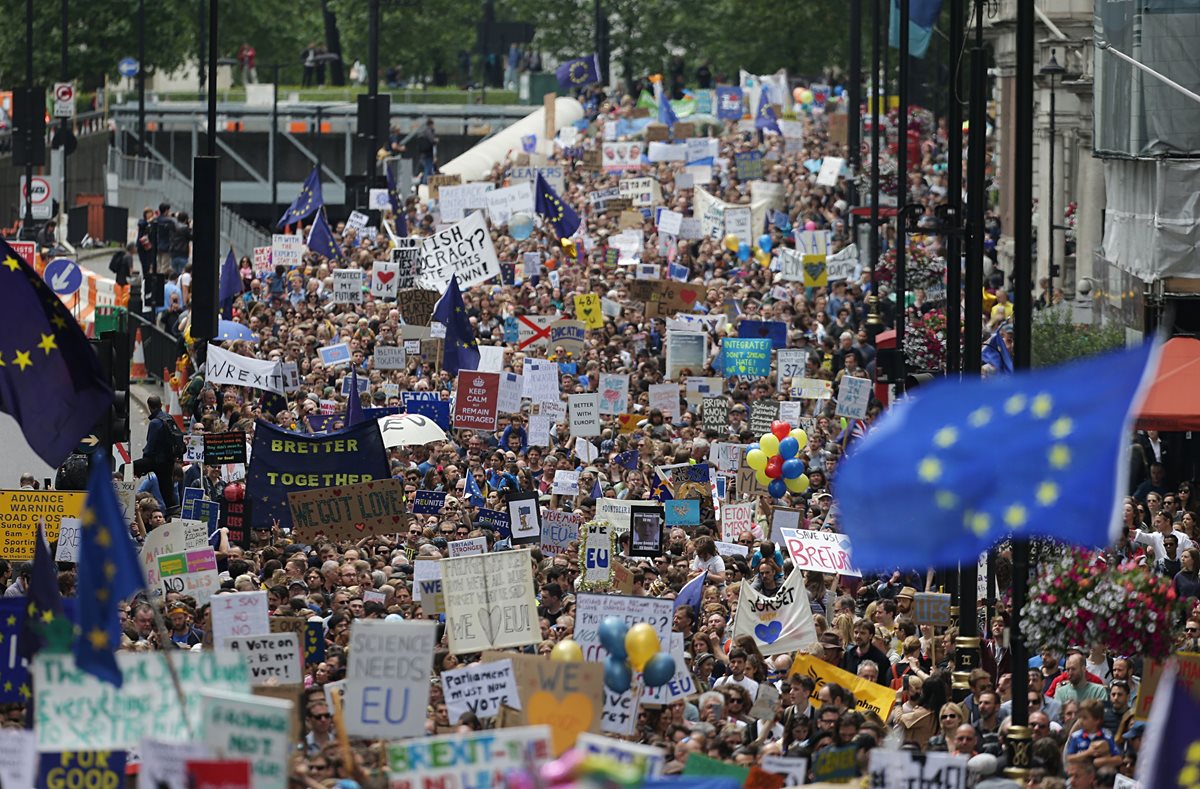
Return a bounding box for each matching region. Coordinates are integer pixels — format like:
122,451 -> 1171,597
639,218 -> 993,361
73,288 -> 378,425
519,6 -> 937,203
945,0 -> 964,373
848,0 -> 862,193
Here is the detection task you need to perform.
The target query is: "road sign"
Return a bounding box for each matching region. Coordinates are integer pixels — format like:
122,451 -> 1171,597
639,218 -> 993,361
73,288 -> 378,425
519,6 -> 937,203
8,241 -> 36,267
44,257 -> 82,297
53,82 -> 74,118
118,57 -> 139,78
19,175 -> 53,220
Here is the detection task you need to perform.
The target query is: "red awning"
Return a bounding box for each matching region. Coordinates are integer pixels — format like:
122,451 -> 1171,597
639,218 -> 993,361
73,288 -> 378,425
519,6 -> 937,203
1135,337 -> 1200,431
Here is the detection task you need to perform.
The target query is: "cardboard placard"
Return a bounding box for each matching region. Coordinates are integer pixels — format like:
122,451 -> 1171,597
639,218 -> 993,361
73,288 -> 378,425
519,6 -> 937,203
912,593 -> 952,628
483,652 -> 605,756
287,478 -> 408,541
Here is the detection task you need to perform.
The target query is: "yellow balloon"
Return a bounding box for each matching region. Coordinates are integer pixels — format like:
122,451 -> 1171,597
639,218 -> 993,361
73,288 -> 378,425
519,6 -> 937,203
790,429 -> 809,451
755,468 -> 773,486
800,89 -> 814,104
746,448 -> 768,471
755,249 -> 771,267
625,623 -> 660,672
724,233 -> 740,252
550,639 -> 584,663
785,473 -> 810,494
759,433 -> 781,456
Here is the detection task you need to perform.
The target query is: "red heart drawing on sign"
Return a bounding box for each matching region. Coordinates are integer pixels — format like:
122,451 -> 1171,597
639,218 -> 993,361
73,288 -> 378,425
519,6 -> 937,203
377,271 -> 395,285
331,489 -> 342,497
603,388 -> 620,403
392,515 -> 402,524
354,522 -> 366,532
680,288 -> 698,303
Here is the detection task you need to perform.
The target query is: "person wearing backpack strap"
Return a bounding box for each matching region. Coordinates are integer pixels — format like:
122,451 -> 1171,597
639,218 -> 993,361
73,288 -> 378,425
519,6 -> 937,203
135,395 -> 183,515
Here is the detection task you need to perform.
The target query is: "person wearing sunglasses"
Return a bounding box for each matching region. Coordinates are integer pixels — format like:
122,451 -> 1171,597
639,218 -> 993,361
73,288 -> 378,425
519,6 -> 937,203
303,702 -> 335,755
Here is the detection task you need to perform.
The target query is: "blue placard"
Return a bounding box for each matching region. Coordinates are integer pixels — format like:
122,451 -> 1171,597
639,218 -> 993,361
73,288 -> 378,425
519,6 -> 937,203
304,620 -> 325,664
664,499 -> 700,526
340,375 -> 370,395
716,87 -> 744,120
410,490 -> 447,515
721,338 -> 772,378
37,751 -> 127,789
474,508 -> 512,539
504,317 -> 519,344
737,319 -> 789,350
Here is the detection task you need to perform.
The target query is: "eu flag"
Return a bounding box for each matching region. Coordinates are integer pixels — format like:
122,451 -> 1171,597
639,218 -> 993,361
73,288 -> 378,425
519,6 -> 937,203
464,472 -> 486,507
431,275 -> 480,376
674,570 -> 707,612
218,248 -> 241,320
982,325 -> 1014,374
889,0 -> 945,58
19,521 -> 64,662
1138,660 -> 1200,788
0,238 -> 112,467
74,456 -> 145,686
307,209 -> 342,261
534,173 -> 580,239
555,55 -> 600,92
277,167 -> 324,228
658,90 -> 679,129
615,450 -> 640,470
834,343 -> 1156,570
755,92 -> 782,135
346,367 -> 364,426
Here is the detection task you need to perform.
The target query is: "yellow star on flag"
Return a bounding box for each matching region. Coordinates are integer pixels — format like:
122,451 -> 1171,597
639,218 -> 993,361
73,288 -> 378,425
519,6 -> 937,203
87,627 -> 109,650
917,456 -> 942,483
4,615 -> 14,627
40,609 -> 53,623
933,426 -> 958,448
1004,394 -> 1027,415
1048,444 -> 1071,469
968,406 -> 992,428
1004,503 -> 1028,528
2,256 -> 19,272
1030,393 -> 1053,418
51,313 -> 68,330
96,527 -> 111,548
13,350 -> 32,371
37,333 -> 57,354
1036,481 -> 1060,506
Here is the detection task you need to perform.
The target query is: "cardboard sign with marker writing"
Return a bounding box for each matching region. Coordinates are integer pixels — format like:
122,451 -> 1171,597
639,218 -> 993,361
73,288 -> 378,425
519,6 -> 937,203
627,279 -> 707,316
484,651 -> 605,755
426,173 -> 461,199
912,593 -> 952,627
287,478 -> 408,540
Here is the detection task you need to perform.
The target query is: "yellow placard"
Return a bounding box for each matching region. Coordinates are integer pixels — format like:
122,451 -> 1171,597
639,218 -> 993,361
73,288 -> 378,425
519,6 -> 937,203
789,653 -> 896,720
801,255 -> 828,288
574,294 -> 605,330
0,490 -> 86,560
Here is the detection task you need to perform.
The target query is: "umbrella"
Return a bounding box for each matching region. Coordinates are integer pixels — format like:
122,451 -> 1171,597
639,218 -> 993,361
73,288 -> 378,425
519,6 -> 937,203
378,414 -> 448,447
215,319 -> 258,343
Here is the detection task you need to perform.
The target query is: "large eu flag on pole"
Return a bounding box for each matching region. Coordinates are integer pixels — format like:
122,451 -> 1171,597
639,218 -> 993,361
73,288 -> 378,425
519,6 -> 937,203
1138,660 -> 1200,788
835,343 -> 1156,570
432,275 -> 481,376
534,173 -> 581,239
277,166 -> 324,228
0,238 -> 112,467
555,55 -> 601,92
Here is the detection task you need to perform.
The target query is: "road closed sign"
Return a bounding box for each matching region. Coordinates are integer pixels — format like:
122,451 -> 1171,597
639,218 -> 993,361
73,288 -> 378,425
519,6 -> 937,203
20,175 -> 54,220
0,489 -> 86,560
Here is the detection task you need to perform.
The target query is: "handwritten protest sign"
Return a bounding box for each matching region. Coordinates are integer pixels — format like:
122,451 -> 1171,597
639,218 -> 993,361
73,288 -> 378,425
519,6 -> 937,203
210,591 -> 270,641
836,376 -> 872,419
574,593 -> 673,663
140,519 -> 211,592
441,658 -> 521,721
159,548 -> 219,605
287,478 -> 407,541
0,730 -> 36,789
486,182 -> 535,225
417,211 -> 500,290
867,750 -> 969,788
34,651 -> 250,750
721,502 -> 756,540
488,654 -> 605,755
732,569 -> 819,655
577,733 -> 665,778
438,182 -> 494,222
385,726 -> 552,786
199,690 -> 292,789
542,509 -> 582,556
344,619 -> 438,738
722,338 -> 772,378
223,633 -> 302,686
442,550 -> 539,653
413,558 -> 444,613
780,527 -> 862,577
0,490 -> 85,559
913,593 -> 953,628
578,521 -> 615,590
270,234 -> 302,269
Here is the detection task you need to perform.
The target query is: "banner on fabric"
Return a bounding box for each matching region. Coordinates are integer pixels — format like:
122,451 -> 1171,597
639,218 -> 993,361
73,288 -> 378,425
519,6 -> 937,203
205,344 -> 285,395
288,478 -> 408,541
417,212 -> 500,290
385,726 -> 552,786
245,420 -> 389,531
789,654 -> 896,720
731,570 -> 819,655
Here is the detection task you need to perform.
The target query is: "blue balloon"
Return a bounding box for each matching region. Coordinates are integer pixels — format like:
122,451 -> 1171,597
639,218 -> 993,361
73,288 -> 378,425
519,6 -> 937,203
737,242 -> 751,261
747,443 -> 760,453
604,655 -> 632,693
509,212 -> 534,240
768,478 -> 787,499
643,652 -> 676,688
782,458 -> 805,479
778,436 -> 799,459
758,234 -> 773,253
834,85 -> 845,97
598,616 -> 629,659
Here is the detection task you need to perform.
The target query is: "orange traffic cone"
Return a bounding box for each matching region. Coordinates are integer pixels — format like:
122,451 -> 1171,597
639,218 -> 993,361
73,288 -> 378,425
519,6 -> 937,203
130,328 -> 149,381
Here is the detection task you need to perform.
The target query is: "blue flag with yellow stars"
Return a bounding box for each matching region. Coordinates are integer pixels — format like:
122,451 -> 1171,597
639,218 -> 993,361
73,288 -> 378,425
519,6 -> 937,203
555,55 -> 600,92
307,209 -> 342,262
431,275 -> 480,376
19,520 -> 64,662
74,456 -> 146,686
385,162 -> 408,236
834,343 -> 1156,571
464,472 -> 486,508
277,166 -> 324,228
658,89 -> 679,129
1139,660 -> 1200,788
615,450 -> 640,471
755,92 -> 782,135
0,238 -> 112,467
346,367 -> 364,426
218,248 -> 241,320
534,172 -> 581,239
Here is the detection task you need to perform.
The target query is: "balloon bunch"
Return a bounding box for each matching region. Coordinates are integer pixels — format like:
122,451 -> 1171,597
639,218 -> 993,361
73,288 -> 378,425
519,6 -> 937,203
745,420 -> 810,499
723,232 -> 773,268
594,617 -> 675,692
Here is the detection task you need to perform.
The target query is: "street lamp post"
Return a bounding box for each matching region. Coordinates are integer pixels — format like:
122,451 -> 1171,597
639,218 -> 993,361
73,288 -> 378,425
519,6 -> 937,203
1040,50 -> 1065,302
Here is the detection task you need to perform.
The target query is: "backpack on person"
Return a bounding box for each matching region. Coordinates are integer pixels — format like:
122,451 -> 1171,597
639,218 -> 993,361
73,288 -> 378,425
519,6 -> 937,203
156,412 -> 187,460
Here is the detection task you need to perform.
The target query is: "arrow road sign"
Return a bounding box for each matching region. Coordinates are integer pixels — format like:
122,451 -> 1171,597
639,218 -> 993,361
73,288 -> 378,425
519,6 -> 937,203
44,257 -> 82,297
118,57 -> 139,78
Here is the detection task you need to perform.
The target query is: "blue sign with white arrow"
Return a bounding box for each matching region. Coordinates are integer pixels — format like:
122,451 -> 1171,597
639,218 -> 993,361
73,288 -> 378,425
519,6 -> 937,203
118,57 -> 139,78
44,257 -> 82,297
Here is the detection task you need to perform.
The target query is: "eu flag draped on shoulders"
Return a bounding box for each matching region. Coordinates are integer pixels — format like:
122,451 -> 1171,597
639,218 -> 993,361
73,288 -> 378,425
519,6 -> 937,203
982,324 -> 1014,374
218,248 -> 241,320
75,456 -> 145,686
534,173 -> 580,239
432,275 -> 480,376
277,166 -> 324,228
0,238 -> 112,467
834,343 -> 1157,571
555,55 -> 600,92
346,367 -> 364,426
307,209 -> 342,262
1138,660 -> 1200,788
755,92 -> 782,135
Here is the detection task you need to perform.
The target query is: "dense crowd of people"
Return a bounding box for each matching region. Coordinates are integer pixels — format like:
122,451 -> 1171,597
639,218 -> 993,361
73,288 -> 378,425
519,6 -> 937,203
4,74 -> 1199,789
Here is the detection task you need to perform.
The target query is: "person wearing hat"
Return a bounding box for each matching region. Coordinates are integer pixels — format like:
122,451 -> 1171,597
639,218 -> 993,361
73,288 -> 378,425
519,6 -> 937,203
895,586 -> 917,616
166,602 -> 204,648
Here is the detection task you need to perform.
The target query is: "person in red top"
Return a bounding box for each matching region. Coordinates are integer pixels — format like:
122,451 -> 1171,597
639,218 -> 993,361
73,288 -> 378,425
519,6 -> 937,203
237,43 -> 257,84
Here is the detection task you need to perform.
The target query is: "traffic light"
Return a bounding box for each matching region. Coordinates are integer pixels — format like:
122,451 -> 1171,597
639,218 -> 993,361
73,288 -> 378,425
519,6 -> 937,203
88,336 -> 114,452
106,324 -> 131,447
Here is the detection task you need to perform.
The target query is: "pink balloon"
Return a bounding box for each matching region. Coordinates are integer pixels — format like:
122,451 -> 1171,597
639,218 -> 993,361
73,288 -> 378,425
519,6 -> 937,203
805,220 -> 818,231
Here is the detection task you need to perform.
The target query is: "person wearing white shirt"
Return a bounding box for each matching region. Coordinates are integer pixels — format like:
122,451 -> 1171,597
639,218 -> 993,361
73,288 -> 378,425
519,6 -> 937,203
691,536 -> 727,583
713,647 -> 760,700
1133,511 -> 1194,561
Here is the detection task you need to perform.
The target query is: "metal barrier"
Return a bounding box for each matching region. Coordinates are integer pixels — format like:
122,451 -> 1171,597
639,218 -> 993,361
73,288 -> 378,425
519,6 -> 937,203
130,311 -> 184,384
